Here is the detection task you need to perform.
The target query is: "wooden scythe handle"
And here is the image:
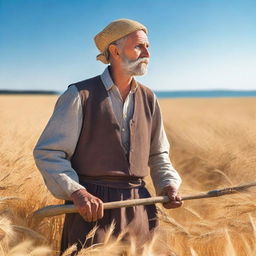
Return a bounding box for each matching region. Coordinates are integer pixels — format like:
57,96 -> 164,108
33,196 -> 170,218
33,181 -> 256,219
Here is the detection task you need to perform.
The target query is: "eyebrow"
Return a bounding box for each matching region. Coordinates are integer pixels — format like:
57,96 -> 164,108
137,42 -> 150,47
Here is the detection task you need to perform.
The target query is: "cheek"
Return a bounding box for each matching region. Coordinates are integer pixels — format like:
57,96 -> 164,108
124,48 -> 141,60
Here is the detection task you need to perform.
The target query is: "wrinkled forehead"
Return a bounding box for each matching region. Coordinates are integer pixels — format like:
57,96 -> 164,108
124,30 -> 149,45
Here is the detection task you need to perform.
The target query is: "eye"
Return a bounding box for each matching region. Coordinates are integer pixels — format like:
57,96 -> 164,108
135,43 -> 149,50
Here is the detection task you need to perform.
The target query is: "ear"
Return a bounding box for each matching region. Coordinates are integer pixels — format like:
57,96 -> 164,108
108,44 -> 120,60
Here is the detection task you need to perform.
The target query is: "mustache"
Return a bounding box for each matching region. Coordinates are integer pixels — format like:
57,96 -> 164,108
133,57 -> 149,65
120,55 -> 150,75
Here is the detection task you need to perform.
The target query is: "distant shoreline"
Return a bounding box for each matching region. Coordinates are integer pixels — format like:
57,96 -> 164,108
0,90 -> 60,95
1,89 -> 256,98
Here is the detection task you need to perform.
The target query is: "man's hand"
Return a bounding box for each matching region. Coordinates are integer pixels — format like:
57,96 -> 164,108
71,189 -> 104,222
161,185 -> 183,209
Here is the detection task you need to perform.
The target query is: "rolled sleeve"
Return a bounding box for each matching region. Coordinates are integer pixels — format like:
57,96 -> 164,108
149,96 -> 182,195
33,85 -> 85,200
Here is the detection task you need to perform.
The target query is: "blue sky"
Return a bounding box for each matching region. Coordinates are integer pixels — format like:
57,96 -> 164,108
0,0 -> 256,92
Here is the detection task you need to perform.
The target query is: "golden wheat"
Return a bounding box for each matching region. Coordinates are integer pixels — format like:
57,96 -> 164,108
0,95 -> 256,255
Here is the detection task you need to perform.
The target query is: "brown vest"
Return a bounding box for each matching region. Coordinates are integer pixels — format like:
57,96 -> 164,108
70,75 -> 155,178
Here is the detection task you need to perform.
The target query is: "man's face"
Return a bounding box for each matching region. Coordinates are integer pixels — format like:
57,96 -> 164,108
117,30 -> 150,76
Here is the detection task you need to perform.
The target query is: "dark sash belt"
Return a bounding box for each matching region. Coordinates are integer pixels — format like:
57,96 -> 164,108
79,175 -> 145,189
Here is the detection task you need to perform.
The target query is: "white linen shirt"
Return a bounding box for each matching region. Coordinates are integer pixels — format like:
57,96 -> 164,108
33,67 -> 181,200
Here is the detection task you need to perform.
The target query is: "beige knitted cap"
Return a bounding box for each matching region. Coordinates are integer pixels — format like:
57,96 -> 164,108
94,19 -> 148,64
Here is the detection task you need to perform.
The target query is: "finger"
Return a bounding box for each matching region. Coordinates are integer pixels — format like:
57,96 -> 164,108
90,200 -> 99,222
163,200 -> 183,209
97,200 -> 104,219
176,195 -> 182,201
167,190 -> 177,201
82,202 -> 92,222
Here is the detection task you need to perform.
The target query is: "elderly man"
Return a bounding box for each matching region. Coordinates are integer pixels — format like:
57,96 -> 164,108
33,19 -> 182,253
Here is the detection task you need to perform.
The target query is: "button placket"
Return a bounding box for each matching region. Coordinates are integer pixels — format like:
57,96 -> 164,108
123,95 -> 129,120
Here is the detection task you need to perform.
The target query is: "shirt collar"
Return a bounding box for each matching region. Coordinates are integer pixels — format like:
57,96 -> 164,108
100,66 -> 115,91
130,78 -> 138,93
100,66 -> 138,93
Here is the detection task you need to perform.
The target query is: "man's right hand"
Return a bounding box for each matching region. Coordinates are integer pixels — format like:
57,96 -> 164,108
71,189 -> 104,222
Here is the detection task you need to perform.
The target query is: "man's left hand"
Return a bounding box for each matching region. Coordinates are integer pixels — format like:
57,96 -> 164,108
161,185 -> 183,209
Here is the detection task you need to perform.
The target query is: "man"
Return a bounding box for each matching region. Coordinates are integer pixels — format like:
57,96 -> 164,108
33,19 -> 182,253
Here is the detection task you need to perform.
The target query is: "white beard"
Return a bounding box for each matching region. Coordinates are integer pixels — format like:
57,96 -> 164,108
120,56 -> 149,76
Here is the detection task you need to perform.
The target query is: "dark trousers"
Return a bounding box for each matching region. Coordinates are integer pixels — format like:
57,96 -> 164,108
60,181 -> 158,254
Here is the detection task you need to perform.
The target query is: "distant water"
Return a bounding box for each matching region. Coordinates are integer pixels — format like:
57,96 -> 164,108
1,90 -> 256,98
154,90 -> 256,98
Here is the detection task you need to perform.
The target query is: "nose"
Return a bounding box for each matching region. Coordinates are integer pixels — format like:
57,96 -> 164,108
142,46 -> 150,58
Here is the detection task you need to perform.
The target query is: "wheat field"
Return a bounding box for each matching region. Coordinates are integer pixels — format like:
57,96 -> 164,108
0,95 -> 256,256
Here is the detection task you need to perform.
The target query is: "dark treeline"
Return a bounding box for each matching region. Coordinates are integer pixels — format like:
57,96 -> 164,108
0,90 -> 60,95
